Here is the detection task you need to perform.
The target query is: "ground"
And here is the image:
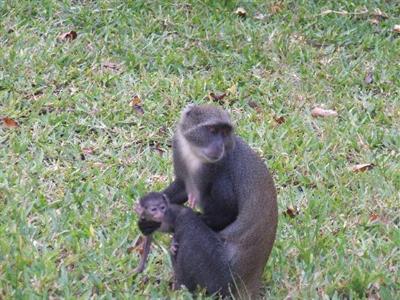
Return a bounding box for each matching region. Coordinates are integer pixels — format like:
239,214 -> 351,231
0,1 -> 399,299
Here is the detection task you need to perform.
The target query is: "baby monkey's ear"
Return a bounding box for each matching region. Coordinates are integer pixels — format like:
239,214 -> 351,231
135,203 -> 144,215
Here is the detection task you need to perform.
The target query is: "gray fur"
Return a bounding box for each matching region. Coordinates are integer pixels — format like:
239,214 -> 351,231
163,104 -> 278,298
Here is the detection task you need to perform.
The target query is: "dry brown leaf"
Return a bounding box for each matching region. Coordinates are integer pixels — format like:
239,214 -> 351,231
102,62 -> 121,71
270,2 -> 284,14
311,107 -> 338,117
129,95 -> 144,115
372,8 -> 388,20
226,84 -> 237,96
235,7 -> 247,17
364,72 -> 374,84
369,18 -> 380,25
153,145 -> 165,155
209,92 -> 227,103
129,95 -> 142,106
351,163 -> 374,173
2,117 -> 19,128
274,115 -> 286,124
254,12 -> 266,20
393,25 -> 400,33
248,100 -> 261,110
82,147 -> 94,155
58,30 -> 77,41
283,206 -> 299,218
369,212 -> 379,222
128,235 -> 145,254
149,142 -> 165,155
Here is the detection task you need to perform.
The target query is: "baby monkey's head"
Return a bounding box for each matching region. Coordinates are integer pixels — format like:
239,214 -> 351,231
136,192 -> 169,223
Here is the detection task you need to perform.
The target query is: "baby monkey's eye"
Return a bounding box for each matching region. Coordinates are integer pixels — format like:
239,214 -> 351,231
160,205 -> 166,211
150,207 -> 157,213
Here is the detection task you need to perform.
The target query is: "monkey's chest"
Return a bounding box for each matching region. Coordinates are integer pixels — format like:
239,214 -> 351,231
184,171 -> 237,225
184,176 -> 202,207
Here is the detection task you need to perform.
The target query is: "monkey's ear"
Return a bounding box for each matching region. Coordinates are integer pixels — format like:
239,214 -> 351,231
183,103 -> 195,116
135,203 -> 144,215
162,193 -> 170,204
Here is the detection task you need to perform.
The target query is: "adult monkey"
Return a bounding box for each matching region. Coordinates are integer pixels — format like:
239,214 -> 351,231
139,104 -> 278,297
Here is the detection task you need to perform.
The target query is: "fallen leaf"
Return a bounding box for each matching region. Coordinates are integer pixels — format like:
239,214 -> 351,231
209,92 -> 227,103
364,72 -> 373,84
129,95 -> 144,115
311,107 -> 338,117
149,141 -> 165,155
372,8 -> 388,20
58,30 -> 77,41
369,213 -> 379,222
270,2 -> 284,14
369,18 -> 380,25
92,162 -> 106,169
158,126 -> 167,136
102,62 -> 121,71
226,84 -> 237,96
248,100 -> 261,110
235,7 -> 247,17
82,147 -> 94,155
130,94 -> 141,106
351,163 -> 374,173
366,282 -> 381,300
128,235 -> 145,254
274,115 -> 286,124
393,25 -> 400,33
2,117 -> 19,128
254,12 -> 266,20
25,90 -> 44,101
283,206 -> 299,218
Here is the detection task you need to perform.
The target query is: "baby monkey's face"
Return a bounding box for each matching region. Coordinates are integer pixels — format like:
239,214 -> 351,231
136,192 -> 169,223
143,198 -> 167,222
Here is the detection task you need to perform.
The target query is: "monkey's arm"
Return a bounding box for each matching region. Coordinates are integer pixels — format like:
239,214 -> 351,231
134,235 -> 152,273
163,179 -> 188,204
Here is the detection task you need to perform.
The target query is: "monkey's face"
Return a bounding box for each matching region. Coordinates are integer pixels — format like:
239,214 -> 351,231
185,123 -> 234,163
138,193 -> 169,223
144,200 -> 167,222
180,105 -> 235,163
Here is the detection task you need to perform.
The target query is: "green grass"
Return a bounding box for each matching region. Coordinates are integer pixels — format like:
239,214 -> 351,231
1,0 -> 399,298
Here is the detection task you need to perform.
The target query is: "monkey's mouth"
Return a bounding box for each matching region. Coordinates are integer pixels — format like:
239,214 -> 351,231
201,148 -> 224,163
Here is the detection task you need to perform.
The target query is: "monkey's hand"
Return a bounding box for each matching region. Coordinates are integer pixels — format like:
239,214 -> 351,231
187,193 -> 197,209
170,237 -> 179,257
138,219 -> 161,236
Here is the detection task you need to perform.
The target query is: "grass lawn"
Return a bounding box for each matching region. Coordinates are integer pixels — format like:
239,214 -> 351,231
1,0 -> 399,298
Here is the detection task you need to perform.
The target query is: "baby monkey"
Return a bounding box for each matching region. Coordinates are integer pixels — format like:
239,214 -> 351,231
136,193 -> 233,296
134,192 -> 171,273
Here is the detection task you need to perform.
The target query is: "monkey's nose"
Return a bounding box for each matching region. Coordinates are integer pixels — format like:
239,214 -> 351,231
154,213 -> 164,222
204,144 -> 224,161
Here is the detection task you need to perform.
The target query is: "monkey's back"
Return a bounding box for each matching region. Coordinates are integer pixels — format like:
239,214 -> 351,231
220,136 -> 278,297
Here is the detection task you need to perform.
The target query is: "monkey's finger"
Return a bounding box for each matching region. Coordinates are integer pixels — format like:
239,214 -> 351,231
187,193 -> 197,209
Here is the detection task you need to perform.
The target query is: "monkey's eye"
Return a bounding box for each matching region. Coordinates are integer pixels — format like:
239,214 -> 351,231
208,126 -> 217,134
150,207 -> 157,213
160,205 -> 166,211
